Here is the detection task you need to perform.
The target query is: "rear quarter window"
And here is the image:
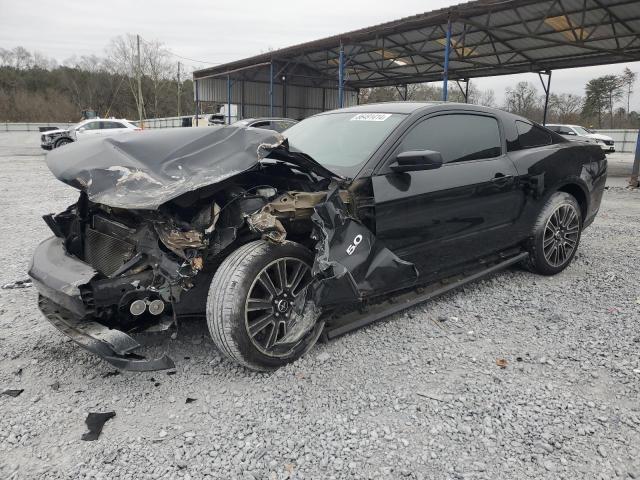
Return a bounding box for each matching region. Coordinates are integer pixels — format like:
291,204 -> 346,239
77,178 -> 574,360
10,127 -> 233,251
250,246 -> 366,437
510,121 -> 553,150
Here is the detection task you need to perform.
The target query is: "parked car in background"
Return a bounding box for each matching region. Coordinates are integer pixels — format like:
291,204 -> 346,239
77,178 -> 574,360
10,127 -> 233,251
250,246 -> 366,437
207,114 -> 226,126
233,117 -> 298,133
545,124 -> 615,153
30,103 -> 606,373
40,119 -> 140,150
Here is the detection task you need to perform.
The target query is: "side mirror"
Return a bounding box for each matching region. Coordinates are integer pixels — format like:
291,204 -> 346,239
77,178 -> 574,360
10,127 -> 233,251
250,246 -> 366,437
391,150 -> 443,172
565,131 -> 577,135
77,127 -> 86,132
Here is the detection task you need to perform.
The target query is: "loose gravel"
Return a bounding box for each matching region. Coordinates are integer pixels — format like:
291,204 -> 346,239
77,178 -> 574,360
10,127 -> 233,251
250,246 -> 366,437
0,132 -> 639,480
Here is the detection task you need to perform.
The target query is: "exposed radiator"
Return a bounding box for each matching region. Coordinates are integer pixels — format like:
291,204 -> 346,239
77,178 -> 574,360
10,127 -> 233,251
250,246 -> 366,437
84,227 -> 135,276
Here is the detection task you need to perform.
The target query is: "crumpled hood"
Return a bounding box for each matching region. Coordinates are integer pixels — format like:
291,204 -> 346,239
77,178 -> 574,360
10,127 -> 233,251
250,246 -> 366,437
46,126 -> 338,210
44,128 -> 71,136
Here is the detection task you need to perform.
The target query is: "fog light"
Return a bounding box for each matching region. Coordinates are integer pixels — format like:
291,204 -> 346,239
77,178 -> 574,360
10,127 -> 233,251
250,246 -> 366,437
129,299 -> 147,316
148,299 -> 165,316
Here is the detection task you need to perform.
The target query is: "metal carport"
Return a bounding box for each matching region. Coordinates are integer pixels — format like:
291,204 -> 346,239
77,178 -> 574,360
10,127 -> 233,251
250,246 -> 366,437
194,0 -> 640,121
193,0 -> 640,184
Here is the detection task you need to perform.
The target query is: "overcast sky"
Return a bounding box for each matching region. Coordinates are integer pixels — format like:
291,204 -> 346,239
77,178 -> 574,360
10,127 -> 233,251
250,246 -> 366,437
2,0 -> 639,109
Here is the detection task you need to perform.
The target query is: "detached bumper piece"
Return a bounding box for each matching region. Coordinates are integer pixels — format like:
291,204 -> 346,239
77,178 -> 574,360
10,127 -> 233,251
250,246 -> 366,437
30,237 -> 174,372
38,295 -> 175,372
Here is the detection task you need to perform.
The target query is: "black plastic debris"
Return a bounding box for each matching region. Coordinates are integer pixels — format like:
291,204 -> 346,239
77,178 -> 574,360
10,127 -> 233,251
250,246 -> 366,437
310,187 -> 418,306
1,279 -> 32,290
185,397 -> 197,404
102,370 -> 120,378
81,412 -> 116,441
167,371 -> 177,376
2,388 -> 24,397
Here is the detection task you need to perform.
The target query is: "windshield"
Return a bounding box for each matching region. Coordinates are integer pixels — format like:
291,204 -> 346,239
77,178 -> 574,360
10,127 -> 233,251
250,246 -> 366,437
573,126 -> 590,135
283,112 -> 407,176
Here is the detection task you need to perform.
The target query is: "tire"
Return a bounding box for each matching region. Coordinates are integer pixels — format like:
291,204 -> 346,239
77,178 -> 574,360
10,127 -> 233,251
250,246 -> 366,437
523,192 -> 582,275
206,240 -> 322,371
54,138 -> 72,148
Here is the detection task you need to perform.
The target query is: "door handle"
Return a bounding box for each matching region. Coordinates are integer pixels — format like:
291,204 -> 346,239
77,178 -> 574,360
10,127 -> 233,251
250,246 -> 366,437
492,173 -> 513,183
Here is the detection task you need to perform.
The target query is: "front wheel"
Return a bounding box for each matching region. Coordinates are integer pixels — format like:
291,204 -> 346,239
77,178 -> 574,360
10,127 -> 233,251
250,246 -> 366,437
524,192 -> 582,275
206,240 -> 322,371
54,137 -> 72,148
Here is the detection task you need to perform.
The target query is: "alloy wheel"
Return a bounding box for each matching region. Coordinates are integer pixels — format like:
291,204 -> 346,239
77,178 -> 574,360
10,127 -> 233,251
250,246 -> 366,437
244,257 -> 312,357
542,204 -> 580,268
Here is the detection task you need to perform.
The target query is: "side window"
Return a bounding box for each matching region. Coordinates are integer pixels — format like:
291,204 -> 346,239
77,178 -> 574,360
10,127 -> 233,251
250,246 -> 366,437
399,114 -> 502,164
102,122 -> 124,129
513,121 -> 552,150
82,121 -> 101,130
251,121 -> 272,129
546,126 -> 560,133
272,120 -> 296,132
101,121 -> 125,129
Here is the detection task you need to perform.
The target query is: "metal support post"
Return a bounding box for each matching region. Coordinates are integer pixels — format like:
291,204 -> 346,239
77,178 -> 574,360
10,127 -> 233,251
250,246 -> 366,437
538,70 -> 552,125
443,18 -> 452,101
630,131 -> 640,187
338,44 -> 345,108
269,61 -> 274,117
227,75 -> 232,125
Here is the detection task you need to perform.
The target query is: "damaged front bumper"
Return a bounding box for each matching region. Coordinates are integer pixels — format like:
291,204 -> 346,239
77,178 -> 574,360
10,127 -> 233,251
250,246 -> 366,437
29,237 -> 175,371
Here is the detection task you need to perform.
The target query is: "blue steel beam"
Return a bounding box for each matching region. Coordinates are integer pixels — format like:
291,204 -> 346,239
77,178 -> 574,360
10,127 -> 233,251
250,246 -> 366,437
269,62 -> 274,117
443,18 -> 452,101
194,79 -> 199,124
338,43 -> 345,108
227,75 -> 232,125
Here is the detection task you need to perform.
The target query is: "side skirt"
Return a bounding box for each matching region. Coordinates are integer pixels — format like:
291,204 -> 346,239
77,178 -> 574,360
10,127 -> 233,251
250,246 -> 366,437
322,251 -> 528,341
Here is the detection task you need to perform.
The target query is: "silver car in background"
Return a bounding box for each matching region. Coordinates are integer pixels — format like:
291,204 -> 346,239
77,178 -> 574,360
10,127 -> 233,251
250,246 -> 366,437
41,119 -> 140,150
545,124 -> 615,153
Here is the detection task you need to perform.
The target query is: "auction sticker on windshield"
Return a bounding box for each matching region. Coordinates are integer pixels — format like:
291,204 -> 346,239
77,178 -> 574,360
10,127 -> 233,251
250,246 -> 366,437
350,113 -> 392,122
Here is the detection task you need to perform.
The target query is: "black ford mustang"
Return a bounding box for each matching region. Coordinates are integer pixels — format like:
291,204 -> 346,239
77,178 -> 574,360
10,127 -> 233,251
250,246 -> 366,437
29,102 -> 607,372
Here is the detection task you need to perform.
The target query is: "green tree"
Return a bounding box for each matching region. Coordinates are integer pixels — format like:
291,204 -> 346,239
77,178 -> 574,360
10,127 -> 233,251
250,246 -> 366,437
621,67 -> 636,120
584,75 -> 623,128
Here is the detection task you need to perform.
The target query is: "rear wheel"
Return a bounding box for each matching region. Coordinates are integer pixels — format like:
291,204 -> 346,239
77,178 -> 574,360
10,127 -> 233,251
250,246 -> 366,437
206,240 -> 322,371
524,192 -> 582,275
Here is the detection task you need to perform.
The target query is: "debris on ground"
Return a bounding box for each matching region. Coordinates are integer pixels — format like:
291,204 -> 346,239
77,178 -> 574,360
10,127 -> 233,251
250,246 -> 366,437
496,359 -> 508,369
1,279 -> 32,289
81,412 -> 116,441
2,388 -> 24,397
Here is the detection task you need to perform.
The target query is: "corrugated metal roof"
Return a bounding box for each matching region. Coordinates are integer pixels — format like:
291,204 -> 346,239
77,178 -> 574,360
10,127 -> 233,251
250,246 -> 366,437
194,0 -> 640,88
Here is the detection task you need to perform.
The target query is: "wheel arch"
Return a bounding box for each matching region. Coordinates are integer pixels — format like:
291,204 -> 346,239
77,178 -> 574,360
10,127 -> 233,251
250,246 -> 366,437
555,180 -> 589,221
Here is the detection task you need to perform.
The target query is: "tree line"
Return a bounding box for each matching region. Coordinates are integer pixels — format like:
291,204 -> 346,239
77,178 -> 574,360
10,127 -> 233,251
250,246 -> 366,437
1,41 -> 637,129
0,39 -> 194,122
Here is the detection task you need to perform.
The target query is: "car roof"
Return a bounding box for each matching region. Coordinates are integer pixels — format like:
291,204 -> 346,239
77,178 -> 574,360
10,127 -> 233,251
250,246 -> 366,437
319,102 -> 514,117
242,117 -> 297,123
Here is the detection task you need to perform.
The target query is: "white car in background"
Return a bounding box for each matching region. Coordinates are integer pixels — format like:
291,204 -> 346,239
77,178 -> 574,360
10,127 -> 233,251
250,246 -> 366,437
545,124 -> 615,153
40,119 -> 140,150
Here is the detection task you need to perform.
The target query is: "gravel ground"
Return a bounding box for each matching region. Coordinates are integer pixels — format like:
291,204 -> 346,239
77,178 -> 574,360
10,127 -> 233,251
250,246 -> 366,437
1,132 -> 639,480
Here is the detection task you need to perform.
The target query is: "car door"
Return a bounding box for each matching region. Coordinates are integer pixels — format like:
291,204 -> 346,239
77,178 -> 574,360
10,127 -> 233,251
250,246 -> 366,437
371,112 -> 525,278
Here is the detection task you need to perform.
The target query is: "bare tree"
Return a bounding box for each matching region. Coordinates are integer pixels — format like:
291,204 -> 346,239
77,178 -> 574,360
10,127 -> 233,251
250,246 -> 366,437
549,93 -> 583,123
107,34 -> 146,119
143,39 -> 175,118
504,81 -> 540,119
